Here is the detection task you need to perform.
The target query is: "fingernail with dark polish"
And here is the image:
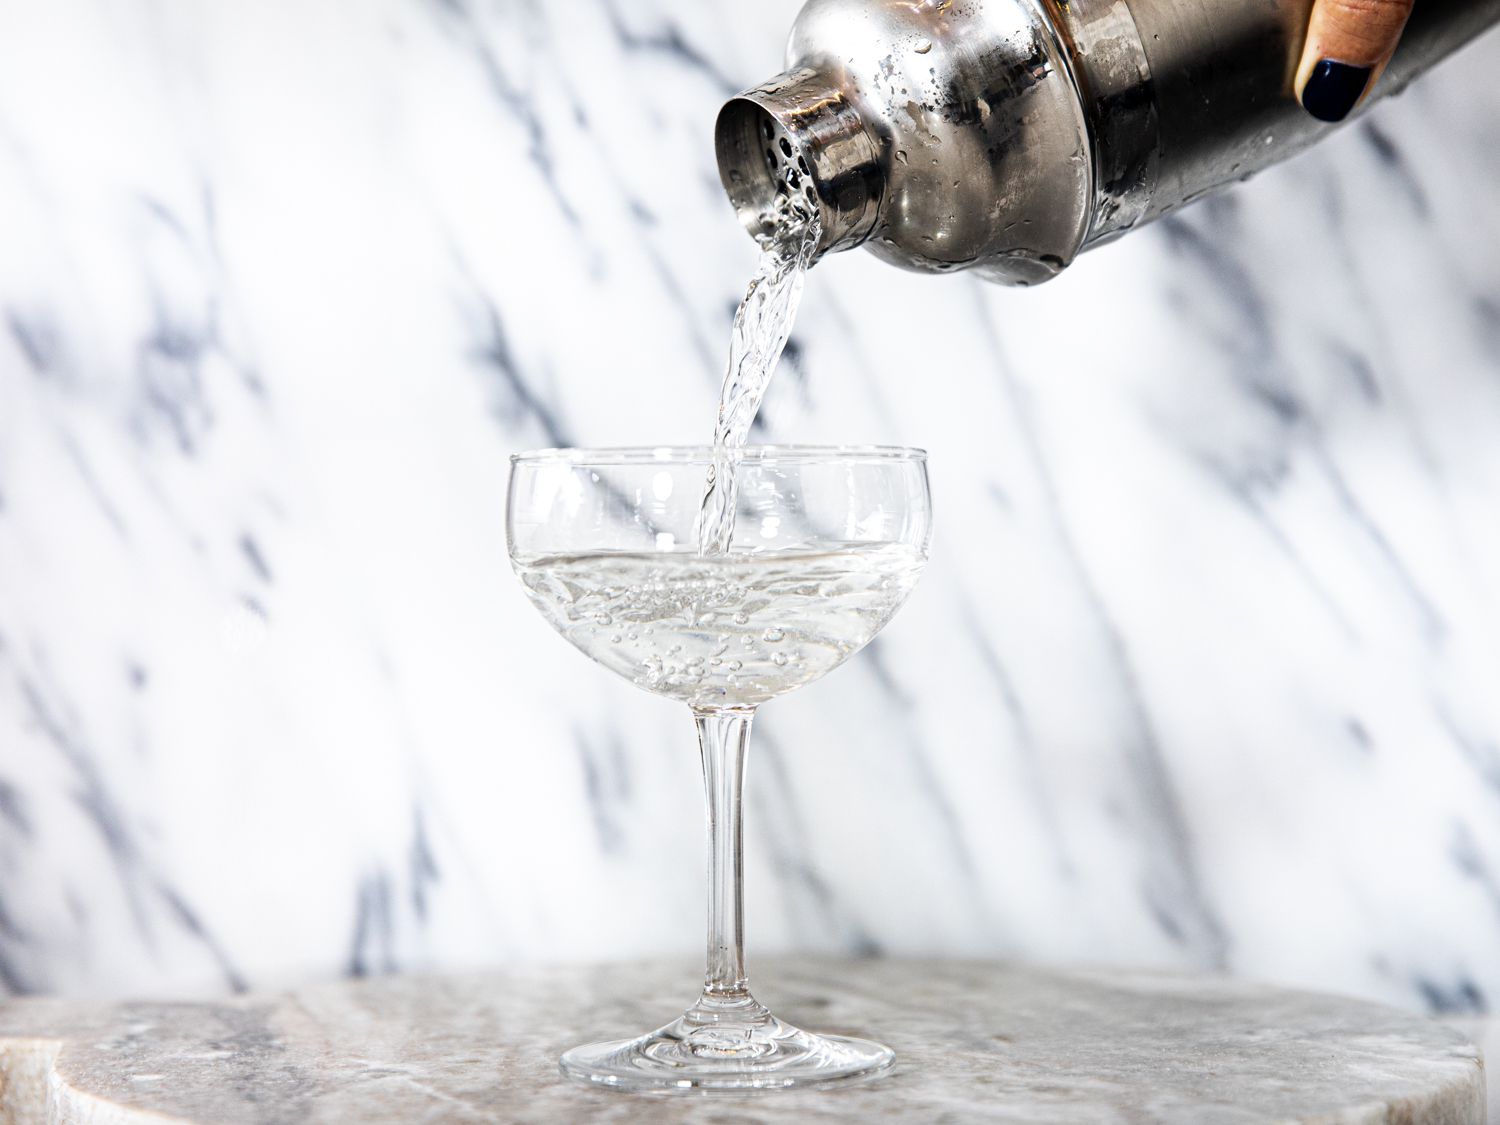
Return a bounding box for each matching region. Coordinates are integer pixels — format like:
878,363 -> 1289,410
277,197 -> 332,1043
1301,60 -> 1372,122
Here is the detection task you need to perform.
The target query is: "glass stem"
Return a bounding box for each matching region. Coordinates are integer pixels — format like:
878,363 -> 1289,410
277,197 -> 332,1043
694,707 -> 756,1005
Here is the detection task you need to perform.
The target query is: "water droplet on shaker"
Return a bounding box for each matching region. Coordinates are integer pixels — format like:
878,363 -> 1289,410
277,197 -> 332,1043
763,627 -> 785,642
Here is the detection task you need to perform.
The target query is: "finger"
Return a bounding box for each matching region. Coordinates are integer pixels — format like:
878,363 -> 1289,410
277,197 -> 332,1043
1294,0 -> 1415,122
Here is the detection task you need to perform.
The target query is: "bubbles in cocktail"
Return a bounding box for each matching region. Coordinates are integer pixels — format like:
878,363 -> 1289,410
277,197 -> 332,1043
516,542 -> 924,708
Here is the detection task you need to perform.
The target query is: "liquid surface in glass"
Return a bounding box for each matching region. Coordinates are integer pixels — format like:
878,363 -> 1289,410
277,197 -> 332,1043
515,542 -> 924,708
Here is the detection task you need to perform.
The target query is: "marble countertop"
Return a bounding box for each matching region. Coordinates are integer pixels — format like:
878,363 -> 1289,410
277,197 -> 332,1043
0,959 -> 1486,1123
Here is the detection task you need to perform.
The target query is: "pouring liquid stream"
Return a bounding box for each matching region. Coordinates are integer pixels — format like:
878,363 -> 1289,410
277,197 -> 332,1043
696,197 -> 822,556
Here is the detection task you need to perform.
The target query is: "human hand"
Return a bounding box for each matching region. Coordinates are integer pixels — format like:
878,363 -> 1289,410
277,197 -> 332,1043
1295,0 -> 1415,121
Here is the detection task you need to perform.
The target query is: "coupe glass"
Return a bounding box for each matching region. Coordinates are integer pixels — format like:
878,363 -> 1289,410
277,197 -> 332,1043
506,445 -> 931,1091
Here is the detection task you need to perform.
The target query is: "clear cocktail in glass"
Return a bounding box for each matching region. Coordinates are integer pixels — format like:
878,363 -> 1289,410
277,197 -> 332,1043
507,445 -> 931,1091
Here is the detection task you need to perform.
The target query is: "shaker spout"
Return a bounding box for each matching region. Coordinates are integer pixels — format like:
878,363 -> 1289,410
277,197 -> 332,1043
714,66 -> 884,258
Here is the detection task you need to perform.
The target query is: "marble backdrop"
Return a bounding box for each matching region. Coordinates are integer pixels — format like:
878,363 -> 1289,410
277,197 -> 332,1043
0,0 -> 1498,1016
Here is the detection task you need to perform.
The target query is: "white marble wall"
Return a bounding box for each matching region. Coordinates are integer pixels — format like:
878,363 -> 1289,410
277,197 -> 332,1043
0,0 -> 1497,1016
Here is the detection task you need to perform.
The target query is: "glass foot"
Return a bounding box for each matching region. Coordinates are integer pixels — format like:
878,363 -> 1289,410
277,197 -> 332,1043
559,993 -> 894,1091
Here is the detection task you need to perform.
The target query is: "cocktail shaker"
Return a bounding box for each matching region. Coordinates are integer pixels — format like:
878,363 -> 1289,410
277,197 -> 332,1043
715,0 -> 1500,284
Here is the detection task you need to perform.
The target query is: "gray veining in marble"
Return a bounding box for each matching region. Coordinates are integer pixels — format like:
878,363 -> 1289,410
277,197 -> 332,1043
0,960 -> 1484,1123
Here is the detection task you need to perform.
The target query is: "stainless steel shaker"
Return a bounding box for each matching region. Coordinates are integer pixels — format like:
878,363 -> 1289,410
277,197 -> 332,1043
715,0 -> 1500,284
